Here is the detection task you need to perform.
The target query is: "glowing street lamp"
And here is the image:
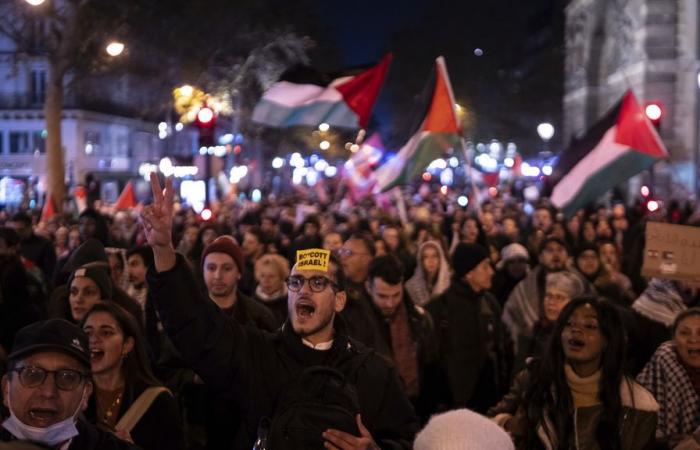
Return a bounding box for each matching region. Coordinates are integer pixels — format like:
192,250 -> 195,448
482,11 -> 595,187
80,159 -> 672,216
106,41 -> 125,57
24,0 -> 45,5
537,122 -> 555,142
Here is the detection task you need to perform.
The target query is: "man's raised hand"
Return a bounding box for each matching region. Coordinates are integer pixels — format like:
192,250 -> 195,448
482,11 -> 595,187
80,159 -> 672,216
140,172 -> 174,248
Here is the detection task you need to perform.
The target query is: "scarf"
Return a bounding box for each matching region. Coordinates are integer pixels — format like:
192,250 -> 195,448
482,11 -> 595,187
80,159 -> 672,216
632,278 -> 686,327
389,302 -> 419,397
564,364 -> 601,408
405,241 -> 451,307
502,267 -> 543,351
637,341 -> 700,438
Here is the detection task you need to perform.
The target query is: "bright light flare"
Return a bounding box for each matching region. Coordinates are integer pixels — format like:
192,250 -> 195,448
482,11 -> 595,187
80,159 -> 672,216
537,122 -> 555,141
106,41 -> 125,57
645,104 -> 662,121
200,209 -> 212,221
647,200 -> 660,212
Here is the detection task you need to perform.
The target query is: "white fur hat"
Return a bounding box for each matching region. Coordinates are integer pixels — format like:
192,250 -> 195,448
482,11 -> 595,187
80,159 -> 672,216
413,409 -> 515,450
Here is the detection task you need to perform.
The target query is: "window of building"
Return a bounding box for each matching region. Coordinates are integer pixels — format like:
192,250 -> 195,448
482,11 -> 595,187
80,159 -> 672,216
84,130 -> 101,155
9,132 -> 30,154
32,131 -> 46,154
30,70 -> 47,105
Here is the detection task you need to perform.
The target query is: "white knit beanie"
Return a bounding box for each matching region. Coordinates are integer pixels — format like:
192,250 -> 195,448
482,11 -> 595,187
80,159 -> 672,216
413,409 -> 515,450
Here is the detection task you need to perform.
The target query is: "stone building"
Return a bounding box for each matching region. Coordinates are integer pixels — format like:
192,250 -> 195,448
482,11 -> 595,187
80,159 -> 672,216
564,0 -> 699,197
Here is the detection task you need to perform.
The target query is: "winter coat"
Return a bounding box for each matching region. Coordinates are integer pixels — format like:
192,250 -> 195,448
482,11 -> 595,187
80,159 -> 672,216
0,419 -> 140,450
86,380 -> 184,450
148,254 -> 419,450
363,294 -> 442,421
488,366 -> 658,450
426,277 -> 510,412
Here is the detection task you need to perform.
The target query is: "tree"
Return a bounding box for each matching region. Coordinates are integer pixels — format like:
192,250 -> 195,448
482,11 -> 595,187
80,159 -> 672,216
0,0 -> 135,212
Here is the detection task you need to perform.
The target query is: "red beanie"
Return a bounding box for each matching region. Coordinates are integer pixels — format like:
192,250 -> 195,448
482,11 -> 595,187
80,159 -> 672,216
201,236 -> 244,274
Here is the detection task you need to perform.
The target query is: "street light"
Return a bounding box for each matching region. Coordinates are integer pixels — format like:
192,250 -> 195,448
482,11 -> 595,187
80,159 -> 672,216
537,122 -> 555,142
24,0 -> 45,5
105,41 -> 125,57
537,122 -> 555,155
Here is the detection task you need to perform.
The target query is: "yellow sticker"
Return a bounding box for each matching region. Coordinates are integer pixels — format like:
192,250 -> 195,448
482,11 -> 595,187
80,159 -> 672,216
296,249 -> 331,271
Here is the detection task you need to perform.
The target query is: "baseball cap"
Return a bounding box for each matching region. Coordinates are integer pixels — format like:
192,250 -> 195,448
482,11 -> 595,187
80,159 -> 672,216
9,319 -> 91,368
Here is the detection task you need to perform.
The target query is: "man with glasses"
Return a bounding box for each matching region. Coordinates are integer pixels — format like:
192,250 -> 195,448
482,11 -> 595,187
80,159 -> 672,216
142,175 -> 418,450
1,319 -> 138,449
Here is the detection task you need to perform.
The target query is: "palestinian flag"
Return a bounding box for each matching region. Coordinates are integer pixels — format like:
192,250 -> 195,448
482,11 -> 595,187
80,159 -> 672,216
114,180 -> 137,210
374,56 -> 461,192
550,90 -> 668,217
252,54 -> 392,129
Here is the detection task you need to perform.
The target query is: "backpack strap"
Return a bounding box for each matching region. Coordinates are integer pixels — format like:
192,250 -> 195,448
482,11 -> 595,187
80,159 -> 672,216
115,386 -> 170,433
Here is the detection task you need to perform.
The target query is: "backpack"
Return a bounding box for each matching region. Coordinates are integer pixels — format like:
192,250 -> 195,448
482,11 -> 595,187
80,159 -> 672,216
256,365 -> 364,450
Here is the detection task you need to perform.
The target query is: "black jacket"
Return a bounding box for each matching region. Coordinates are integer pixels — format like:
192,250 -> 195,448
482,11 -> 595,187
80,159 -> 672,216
426,277 -> 511,413
85,381 -> 184,450
0,418 -> 141,450
364,295 -> 441,422
148,254 -> 419,450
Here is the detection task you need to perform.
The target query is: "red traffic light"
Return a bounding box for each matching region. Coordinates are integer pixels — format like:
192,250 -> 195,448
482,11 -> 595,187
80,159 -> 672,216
196,107 -> 216,128
644,101 -> 664,127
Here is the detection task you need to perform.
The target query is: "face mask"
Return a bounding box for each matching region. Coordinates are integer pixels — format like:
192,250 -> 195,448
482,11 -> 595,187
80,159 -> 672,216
2,385 -> 86,446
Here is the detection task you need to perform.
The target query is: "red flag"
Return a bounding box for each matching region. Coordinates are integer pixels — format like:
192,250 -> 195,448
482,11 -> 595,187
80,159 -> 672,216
114,180 -> 137,210
40,194 -> 56,222
481,171 -> 500,187
335,53 -> 393,128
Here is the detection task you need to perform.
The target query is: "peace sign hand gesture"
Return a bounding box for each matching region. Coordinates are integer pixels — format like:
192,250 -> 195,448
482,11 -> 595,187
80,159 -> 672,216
140,173 -> 177,271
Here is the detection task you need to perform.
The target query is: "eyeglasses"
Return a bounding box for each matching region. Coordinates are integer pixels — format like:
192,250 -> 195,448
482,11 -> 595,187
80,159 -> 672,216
286,275 -> 337,293
11,366 -> 89,391
337,248 -> 369,258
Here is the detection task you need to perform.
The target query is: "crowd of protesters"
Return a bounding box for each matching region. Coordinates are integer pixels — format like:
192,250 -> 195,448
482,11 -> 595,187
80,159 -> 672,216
1,178 -> 700,449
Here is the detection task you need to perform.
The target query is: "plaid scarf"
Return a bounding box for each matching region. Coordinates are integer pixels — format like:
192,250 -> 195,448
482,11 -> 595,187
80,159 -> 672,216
389,302 -> 419,397
632,278 -> 686,327
637,341 -> 700,439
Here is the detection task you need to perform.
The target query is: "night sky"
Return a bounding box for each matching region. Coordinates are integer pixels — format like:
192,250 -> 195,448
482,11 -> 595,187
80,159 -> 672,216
312,0 -> 566,155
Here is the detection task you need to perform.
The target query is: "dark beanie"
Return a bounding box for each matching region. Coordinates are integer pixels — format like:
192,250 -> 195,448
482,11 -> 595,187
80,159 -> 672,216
452,243 -> 490,279
201,236 -> 244,274
63,238 -> 108,274
68,263 -> 113,300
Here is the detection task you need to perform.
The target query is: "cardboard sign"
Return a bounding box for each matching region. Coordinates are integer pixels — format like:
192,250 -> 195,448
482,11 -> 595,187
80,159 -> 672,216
296,249 -> 331,271
642,222 -> 700,281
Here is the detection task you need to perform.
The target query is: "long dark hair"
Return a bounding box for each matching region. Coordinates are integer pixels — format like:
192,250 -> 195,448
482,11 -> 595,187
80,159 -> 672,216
522,296 -> 627,450
82,302 -> 160,390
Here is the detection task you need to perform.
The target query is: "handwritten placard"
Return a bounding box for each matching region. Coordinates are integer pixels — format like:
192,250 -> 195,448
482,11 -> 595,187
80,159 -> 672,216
642,222 -> 700,281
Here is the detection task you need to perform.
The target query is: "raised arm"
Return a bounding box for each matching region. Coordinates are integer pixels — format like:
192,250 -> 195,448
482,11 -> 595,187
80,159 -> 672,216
140,173 -> 176,272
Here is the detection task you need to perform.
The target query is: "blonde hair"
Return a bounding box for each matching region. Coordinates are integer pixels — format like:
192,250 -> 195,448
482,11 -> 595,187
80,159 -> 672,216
255,254 -> 290,282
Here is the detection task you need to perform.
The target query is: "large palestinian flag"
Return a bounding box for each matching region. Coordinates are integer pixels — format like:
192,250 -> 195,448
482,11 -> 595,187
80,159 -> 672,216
374,56 -> 461,192
252,54 -> 392,129
550,90 -> 668,217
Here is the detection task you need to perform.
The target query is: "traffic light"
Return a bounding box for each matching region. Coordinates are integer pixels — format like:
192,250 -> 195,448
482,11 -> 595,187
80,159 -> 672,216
644,101 -> 664,130
196,106 -> 216,147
